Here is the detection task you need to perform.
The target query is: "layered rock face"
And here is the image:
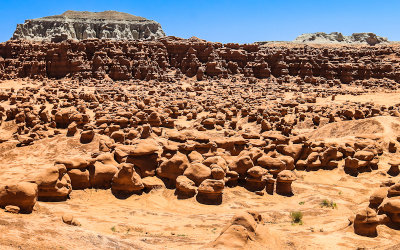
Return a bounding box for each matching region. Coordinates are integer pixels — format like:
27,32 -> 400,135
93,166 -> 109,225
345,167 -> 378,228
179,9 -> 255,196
12,10 -> 165,42
1,36 -> 400,86
294,32 -> 388,45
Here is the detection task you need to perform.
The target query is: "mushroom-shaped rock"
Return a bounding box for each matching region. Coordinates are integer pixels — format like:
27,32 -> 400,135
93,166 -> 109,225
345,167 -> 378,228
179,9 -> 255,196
369,187 -> 388,209
245,166 -> 268,192
89,161 -> 119,189
175,175 -> 197,199
276,170 -> 296,196
354,207 -> 380,237
197,179 -> 224,205
111,163 -> 144,195
126,152 -> 159,178
211,165 -> 225,180
184,163 -> 212,186
247,167 -> 268,179
388,161 -> 400,176
117,141 -> 160,177
156,153 -> 190,185
257,156 -> 286,176
36,164 -> 72,201
344,157 -> 360,175
0,182 -> 38,213
67,168 -> 90,189
379,198 -> 400,224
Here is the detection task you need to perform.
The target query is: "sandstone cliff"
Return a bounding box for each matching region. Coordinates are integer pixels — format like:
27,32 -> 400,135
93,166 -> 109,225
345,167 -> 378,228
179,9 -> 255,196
1,36 -> 400,86
12,10 -> 166,42
293,32 -> 388,45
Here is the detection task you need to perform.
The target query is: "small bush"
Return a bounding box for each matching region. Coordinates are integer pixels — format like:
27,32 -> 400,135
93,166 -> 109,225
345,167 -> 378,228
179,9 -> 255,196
299,201 -> 305,205
320,199 -> 337,209
111,226 -> 116,232
290,211 -> 303,225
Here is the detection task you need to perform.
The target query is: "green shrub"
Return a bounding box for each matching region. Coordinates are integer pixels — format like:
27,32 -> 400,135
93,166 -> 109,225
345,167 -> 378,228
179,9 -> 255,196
290,211 -> 303,225
320,199 -> 337,209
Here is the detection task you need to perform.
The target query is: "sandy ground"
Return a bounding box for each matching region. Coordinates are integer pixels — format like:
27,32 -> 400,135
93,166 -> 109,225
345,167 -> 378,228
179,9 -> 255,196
318,92 -> 400,106
0,129 -> 399,249
1,80 -> 400,249
1,165 -> 400,249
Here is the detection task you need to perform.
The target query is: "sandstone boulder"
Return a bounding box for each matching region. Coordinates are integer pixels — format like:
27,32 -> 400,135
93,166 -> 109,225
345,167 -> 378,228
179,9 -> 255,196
0,182 -> 38,213
197,179 -> 224,205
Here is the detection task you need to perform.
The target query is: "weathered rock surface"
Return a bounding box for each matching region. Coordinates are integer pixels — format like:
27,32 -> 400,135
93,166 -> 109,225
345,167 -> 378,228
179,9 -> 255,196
12,10 -> 165,42
1,37 -> 400,85
293,32 -> 389,45
0,182 -> 38,213
3,29 -> 400,249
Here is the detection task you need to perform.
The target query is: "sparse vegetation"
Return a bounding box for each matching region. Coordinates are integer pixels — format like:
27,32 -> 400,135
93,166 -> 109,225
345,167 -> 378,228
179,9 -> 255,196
290,211 -> 303,225
320,199 -> 337,209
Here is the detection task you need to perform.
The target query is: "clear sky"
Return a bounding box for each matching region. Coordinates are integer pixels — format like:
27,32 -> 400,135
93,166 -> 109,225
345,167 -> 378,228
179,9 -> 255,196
0,0 -> 399,43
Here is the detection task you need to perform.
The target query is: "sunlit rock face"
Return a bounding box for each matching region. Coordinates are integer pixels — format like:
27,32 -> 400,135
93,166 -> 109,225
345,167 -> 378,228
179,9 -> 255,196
12,10 -> 166,42
293,32 -> 388,45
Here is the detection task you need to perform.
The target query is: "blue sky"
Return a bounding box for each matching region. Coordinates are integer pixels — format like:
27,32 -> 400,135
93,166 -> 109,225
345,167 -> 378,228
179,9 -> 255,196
0,0 -> 398,43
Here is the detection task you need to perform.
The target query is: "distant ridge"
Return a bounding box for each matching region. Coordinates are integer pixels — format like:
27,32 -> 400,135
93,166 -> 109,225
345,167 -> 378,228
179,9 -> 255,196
12,10 -> 165,42
293,32 -> 388,45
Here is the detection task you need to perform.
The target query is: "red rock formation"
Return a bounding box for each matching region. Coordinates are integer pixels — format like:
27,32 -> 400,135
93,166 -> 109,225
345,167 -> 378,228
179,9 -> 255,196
2,37 -> 400,84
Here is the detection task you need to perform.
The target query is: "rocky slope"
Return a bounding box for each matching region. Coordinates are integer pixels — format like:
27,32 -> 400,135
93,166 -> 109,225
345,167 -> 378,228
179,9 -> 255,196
1,39 -> 400,249
11,10 -> 166,42
1,37 -> 400,87
294,32 -> 388,45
